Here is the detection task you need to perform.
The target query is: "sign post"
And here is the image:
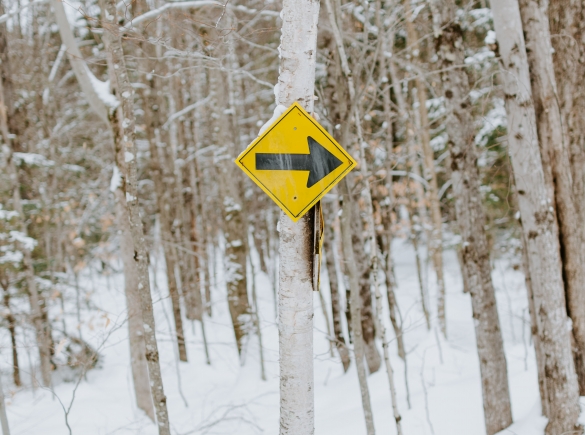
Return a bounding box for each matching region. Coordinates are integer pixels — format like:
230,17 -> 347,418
234,2 -> 354,433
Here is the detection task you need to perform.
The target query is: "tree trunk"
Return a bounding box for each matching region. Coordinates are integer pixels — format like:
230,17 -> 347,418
0,281 -> 20,387
323,202 -> 350,372
340,179 -> 376,435
139,30 -> 188,363
0,371 -> 10,435
374,0 -> 407,360
353,212 -> 381,374
404,0 -> 447,336
102,5 -> 171,433
114,193 -> 154,420
430,1 -> 513,433
520,227 -> 548,417
4,295 -> 19,387
184,200 -> 204,322
249,256 -> 266,381
519,0 -> 585,395
275,0 -> 319,432
386,25 -> 432,332
548,1 -> 585,294
490,1 -> 582,433
0,22 -> 52,388
160,220 -> 188,362
207,62 -> 251,356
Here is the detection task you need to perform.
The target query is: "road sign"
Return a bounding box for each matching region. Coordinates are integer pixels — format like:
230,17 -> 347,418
235,102 -> 356,222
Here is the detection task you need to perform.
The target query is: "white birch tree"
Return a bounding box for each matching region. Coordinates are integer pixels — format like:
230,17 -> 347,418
276,0 -> 320,433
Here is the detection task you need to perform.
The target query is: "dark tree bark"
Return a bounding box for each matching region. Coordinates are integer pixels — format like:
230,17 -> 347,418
545,0 -> 585,395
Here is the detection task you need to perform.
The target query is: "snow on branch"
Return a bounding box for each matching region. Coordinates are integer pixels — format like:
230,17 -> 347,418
125,1 -> 224,27
0,206 -> 17,221
9,231 -> 37,251
52,0 -> 111,123
13,152 -> 55,167
0,0 -> 49,24
87,69 -> 119,109
389,170 -> 429,189
125,0 -> 278,28
162,95 -> 212,129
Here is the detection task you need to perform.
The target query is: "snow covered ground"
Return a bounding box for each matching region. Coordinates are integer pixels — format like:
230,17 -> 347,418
3,238 -> 580,435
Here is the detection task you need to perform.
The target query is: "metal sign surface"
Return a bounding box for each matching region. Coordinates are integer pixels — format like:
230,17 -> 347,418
235,102 -> 356,221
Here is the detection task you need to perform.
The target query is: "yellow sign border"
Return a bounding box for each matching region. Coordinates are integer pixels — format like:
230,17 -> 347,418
235,102 -> 356,222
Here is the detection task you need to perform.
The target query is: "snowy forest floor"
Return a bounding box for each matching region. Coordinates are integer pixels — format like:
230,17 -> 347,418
3,238 -> 585,435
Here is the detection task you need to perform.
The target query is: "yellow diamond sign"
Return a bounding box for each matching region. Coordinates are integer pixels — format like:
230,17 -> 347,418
235,102 -> 356,222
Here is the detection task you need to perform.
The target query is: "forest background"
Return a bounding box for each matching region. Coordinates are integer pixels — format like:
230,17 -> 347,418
0,0 -> 583,434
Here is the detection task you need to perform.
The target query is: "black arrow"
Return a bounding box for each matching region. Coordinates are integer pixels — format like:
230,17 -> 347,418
255,136 -> 343,188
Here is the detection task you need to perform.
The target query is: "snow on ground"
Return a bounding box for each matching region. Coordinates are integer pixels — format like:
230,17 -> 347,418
2,237 -> 574,434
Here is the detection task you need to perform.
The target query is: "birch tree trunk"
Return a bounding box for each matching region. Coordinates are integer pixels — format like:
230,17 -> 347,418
276,0 -> 319,432
114,192 -> 154,420
490,1 -> 581,433
374,0 -> 407,359
54,0 -> 155,411
430,2 -> 512,432
519,0 -> 585,394
220,31 -> 252,356
103,1 -> 156,418
102,4 -> 171,433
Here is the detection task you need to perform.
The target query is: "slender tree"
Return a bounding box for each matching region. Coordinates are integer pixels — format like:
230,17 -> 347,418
102,3 -> 171,433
